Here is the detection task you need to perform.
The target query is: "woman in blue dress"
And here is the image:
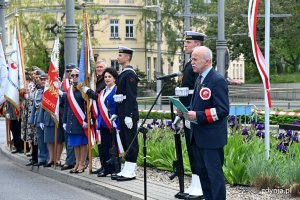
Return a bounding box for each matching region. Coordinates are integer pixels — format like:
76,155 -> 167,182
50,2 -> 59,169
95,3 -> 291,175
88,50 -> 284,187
63,68 -> 88,173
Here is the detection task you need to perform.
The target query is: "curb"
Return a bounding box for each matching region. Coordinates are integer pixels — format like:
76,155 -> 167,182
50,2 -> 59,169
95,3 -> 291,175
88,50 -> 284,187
0,144 -> 142,200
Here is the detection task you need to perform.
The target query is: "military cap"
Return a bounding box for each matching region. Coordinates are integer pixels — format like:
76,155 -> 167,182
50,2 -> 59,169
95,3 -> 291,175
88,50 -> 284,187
65,63 -> 76,70
40,73 -> 48,79
118,46 -> 134,55
184,31 -> 206,41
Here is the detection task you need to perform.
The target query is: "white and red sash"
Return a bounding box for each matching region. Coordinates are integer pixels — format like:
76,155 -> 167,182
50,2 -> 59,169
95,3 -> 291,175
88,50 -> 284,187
98,88 -> 113,131
63,79 -> 70,92
67,85 -> 88,138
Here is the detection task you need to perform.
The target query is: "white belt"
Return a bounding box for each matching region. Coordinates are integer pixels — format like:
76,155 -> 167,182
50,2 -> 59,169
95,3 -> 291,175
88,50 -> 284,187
113,94 -> 126,103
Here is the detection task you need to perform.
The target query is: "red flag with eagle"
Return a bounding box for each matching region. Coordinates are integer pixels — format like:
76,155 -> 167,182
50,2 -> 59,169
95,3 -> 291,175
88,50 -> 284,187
41,37 -> 60,124
248,0 -> 272,108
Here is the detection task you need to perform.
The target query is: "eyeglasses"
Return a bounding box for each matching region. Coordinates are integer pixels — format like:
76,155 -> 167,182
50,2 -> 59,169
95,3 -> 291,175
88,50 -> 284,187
71,74 -> 79,78
66,70 -> 72,73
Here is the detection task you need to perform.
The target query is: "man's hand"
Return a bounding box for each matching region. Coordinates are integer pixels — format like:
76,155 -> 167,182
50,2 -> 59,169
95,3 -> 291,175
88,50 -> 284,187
6,113 -> 10,119
58,90 -> 64,97
124,117 -> 133,129
39,123 -> 44,130
110,114 -> 117,122
186,111 -> 197,121
176,109 -> 183,117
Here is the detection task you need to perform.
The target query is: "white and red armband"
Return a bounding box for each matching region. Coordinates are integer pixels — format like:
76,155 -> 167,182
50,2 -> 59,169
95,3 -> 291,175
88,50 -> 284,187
205,108 -> 219,123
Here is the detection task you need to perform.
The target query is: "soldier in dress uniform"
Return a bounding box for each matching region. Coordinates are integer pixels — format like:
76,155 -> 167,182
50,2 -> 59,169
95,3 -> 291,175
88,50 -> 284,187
29,72 -> 49,166
60,64 -> 76,170
177,31 -> 205,199
110,46 -> 139,181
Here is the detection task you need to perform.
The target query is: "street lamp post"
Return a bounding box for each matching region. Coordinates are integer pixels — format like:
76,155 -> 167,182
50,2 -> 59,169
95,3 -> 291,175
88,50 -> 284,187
216,0 -> 227,77
144,5 -> 162,108
0,0 -> 9,51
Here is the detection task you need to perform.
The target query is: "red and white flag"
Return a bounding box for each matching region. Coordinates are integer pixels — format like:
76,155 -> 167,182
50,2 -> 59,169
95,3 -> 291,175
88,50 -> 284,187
41,37 -> 60,124
5,26 -> 25,116
0,40 -> 8,106
248,0 -> 272,108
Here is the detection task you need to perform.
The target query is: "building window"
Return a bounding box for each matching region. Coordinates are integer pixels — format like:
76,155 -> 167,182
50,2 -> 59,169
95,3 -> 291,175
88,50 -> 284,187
110,19 -> 119,38
111,60 -> 120,72
90,24 -> 95,37
125,20 -> 134,38
125,0 -> 134,3
109,0 -> 119,3
147,57 -> 151,81
46,24 -> 55,39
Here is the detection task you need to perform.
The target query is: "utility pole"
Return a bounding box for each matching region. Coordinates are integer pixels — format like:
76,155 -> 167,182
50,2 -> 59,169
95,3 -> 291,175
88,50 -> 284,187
216,0 -> 227,77
0,0 -> 8,51
64,0 -> 77,66
184,0 -> 190,63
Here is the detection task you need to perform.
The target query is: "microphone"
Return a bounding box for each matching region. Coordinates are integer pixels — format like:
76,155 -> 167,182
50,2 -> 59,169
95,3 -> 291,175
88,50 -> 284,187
156,71 -> 182,80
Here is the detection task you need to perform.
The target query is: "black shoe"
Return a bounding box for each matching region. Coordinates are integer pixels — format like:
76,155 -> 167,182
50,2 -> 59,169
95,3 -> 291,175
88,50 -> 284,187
92,167 -> 104,174
25,160 -> 37,166
43,161 -> 54,167
97,170 -> 112,177
61,164 -> 74,171
184,195 -> 205,200
116,176 -> 136,182
26,152 -> 32,157
33,162 -> 47,167
12,149 -> 23,154
111,174 -> 120,180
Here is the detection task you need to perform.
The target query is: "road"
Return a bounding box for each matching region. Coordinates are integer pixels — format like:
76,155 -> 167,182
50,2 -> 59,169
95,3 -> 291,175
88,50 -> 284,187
0,118 -> 110,200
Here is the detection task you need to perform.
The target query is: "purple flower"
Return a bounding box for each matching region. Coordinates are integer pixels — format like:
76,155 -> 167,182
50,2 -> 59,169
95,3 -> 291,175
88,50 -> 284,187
292,136 -> 298,142
261,132 -> 265,139
286,130 -> 293,137
236,124 -> 241,129
167,120 -> 172,127
282,146 -> 288,153
295,132 -> 299,136
256,130 -> 262,137
277,143 -> 283,151
229,121 -> 235,128
278,133 -> 284,140
292,121 -> 300,125
147,124 -> 153,129
230,115 -> 236,121
242,128 -> 249,135
251,121 -> 258,127
256,124 -> 265,130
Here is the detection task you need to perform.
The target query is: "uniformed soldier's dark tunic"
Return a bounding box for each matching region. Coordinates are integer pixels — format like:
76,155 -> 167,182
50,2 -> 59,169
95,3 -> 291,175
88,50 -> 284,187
115,66 -> 139,163
179,59 -> 198,173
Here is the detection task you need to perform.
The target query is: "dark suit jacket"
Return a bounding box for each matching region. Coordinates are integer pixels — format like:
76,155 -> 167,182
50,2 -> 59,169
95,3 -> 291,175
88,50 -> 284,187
190,68 -> 229,149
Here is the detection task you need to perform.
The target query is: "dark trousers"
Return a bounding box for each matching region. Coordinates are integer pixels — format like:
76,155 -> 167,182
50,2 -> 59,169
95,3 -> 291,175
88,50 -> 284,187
183,122 -> 196,173
192,145 -> 226,200
119,116 -> 139,163
31,144 -> 38,162
99,126 -> 113,172
10,119 -> 22,151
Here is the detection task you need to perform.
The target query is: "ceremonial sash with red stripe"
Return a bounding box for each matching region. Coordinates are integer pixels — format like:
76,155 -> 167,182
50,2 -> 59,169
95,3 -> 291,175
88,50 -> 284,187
98,89 -> 112,131
63,79 -> 70,92
67,86 -> 88,138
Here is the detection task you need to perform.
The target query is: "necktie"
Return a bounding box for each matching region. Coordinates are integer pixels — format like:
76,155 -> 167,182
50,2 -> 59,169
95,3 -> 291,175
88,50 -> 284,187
196,75 -> 202,92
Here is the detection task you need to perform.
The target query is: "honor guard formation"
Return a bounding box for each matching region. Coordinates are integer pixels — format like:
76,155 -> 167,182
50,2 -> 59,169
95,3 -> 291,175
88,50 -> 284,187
2,35 -> 230,200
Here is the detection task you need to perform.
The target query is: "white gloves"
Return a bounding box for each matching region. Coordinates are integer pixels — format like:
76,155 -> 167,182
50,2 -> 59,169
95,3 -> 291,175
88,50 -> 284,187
185,120 -> 191,129
58,90 -> 64,97
6,113 -> 10,119
63,123 -> 67,131
82,121 -> 88,128
24,94 -> 29,100
125,116 -> 133,129
39,123 -> 44,130
82,86 -> 90,93
110,114 -> 118,122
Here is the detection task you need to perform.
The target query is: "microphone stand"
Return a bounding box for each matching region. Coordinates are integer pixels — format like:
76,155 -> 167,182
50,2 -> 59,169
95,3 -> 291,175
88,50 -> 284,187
125,82 -> 167,200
